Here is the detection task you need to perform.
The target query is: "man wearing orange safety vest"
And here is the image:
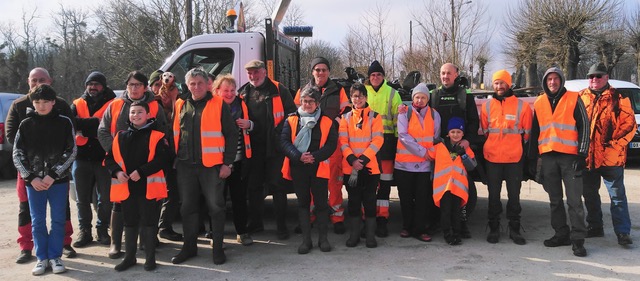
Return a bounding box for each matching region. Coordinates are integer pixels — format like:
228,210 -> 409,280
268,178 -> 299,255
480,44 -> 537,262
528,67 -> 590,257
364,60 -> 403,237
71,71 -> 117,248
480,70 -> 532,245
238,60 -> 297,239
295,57 -> 350,234
171,68 -> 237,265
97,71 -> 168,259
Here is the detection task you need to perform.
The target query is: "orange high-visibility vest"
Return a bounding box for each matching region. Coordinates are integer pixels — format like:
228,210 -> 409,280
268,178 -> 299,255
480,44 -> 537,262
281,114 -> 333,180
73,98 -> 112,146
395,106 -> 435,163
240,100 -> 252,159
109,98 -> 159,136
338,107 -> 384,175
534,91 -> 579,155
481,95 -> 532,163
429,142 -> 471,207
173,96 -> 226,167
110,130 -> 167,202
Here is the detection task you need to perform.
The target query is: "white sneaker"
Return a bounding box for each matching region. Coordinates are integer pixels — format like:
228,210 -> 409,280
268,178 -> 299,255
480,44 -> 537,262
32,259 -> 48,276
49,258 -> 66,274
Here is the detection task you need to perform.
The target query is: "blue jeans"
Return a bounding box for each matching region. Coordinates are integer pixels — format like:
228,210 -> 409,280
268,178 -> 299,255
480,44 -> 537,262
583,166 -> 631,235
27,182 -> 69,260
72,160 -> 112,231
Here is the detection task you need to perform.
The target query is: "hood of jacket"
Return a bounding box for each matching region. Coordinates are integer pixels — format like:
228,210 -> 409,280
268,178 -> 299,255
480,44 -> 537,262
542,67 -> 566,97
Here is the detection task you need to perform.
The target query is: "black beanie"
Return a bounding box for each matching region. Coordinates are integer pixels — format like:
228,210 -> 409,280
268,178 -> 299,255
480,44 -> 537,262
310,57 -> 331,70
85,71 -> 107,88
368,60 -> 385,76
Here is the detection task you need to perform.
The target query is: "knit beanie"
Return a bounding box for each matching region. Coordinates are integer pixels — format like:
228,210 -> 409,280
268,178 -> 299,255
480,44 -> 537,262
492,69 -> 512,88
447,117 -> 465,132
310,57 -> 331,70
411,83 -> 430,100
85,71 -> 107,88
368,60 -> 385,76
149,70 -> 164,85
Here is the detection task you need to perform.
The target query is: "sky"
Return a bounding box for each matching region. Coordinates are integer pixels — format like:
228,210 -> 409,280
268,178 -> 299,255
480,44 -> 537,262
2,0 -> 637,83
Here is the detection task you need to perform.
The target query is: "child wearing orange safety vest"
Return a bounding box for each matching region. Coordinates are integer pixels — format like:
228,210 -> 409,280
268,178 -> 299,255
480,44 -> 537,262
104,101 -> 169,272
428,117 -> 477,245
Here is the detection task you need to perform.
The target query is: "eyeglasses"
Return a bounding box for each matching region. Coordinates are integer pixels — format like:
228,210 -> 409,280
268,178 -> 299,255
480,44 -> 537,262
588,74 -> 603,79
313,68 -> 328,73
87,82 -> 102,87
301,99 -> 316,105
127,82 -> 144,88
351,95 -> 365,100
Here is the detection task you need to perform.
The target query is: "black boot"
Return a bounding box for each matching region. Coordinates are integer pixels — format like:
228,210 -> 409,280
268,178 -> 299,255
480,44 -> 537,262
317,212 -> 331,252
115,227 -> 138,271
109,211 -> 124,259
572,239 -> 587,257
508,220 -> 526,245
365,217 -> 377,248
212,233 -> 226,265
375,217 -> 388,238
297,209 -> 313,254
444,229 -> 459,245
486,221 -> 500,244
274,191 -> 290,240
171,214 -> 199,264
345,217 -> 361,247
459,221 -> 472,239
143,226 -> 157,271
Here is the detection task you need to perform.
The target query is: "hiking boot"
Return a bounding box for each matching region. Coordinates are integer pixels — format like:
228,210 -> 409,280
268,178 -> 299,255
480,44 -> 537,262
572,239 -> 587,257
73,229 -> 93,248
97,228 -> 111,245
543,235 -> 571,247
486,221 -> 500,244
159,228 -> 183,241
237,233 -> 254,246
333,222 -> 346,234
508,221 -> 526,245
49,258 -> 67,274
617,233 -> 633,245
459,221 -> 472,239
32,259 -> 47,276
586,226 -> 604,238
16,250 -> 33,264
63,245 -> 77,258
375,217 -> 388,238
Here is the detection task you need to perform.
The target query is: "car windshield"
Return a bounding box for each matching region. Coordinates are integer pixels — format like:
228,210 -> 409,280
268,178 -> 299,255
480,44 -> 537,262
619,88 -> 640,114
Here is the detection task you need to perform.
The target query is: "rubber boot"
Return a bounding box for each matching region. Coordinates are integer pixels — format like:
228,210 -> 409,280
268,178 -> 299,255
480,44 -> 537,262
297,209 -> 313,254
109,211 -> 124,259
375,217 -> 389,238
273,191 -> 290,240
508,220 -> 526,245
212,233 -> 226,265
317,212 -> 331,252
114,227 -> 138,271
345,216 -> 361,247
487,220 -> 500,244
143,226 -> 157,271
171,214 -> 199,264
365,218 -> 377,248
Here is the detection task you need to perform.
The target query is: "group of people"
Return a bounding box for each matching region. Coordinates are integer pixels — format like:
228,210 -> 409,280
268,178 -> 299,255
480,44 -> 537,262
6,57 -> 634,275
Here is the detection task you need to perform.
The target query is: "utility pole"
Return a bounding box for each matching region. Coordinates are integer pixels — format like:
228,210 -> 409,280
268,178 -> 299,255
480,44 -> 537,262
409,20 -> 413,55
450,0 -> 456,64
186,0 -> 193,39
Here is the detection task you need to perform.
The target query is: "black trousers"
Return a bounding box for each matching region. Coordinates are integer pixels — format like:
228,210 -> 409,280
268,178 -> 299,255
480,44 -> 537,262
344,173 -> 379,218
121,194 -> 161,227
225,160 -> 249,235
291,166 -> 329,217
485,161 -> 523,222
158,166 -> 180,230
394,169 -> 431,235
440,191 -> 462,232
246,153 -> 287,227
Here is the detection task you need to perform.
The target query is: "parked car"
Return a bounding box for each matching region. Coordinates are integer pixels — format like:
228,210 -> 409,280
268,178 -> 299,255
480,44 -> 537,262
0,92 -> 23,179
564,79 -> 640,161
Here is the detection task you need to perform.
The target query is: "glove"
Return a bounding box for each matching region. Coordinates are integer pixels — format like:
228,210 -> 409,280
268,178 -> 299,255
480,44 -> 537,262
454,144 -> 466,156
348,168 -> 359,187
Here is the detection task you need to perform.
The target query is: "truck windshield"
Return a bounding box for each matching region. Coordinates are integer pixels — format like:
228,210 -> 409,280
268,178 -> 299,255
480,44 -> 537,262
166,48 -> 235,93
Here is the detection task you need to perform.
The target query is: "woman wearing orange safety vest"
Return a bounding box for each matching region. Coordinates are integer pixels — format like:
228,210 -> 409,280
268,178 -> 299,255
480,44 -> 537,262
395,83 -> 441,243
428,117 -> 477,245
481,70 -> 532,245
339,83 -> 384,248
280,87 -> 338,254
104,101 -> 169,272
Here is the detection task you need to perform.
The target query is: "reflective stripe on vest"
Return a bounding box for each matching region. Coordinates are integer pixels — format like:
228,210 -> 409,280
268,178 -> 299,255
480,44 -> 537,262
110,130 -> 167,202
482,96 -> 528,163
173,96 -> 226,167
281,115 -> 333,180
340,107 -> 383,175
395,106 -> 434,163
73,98 -> 111,146
483,97 -> 525,135
431,143 -> 469,207
110,99 -> 159,136
534,91 -> 579,155
271,81 -> 285,126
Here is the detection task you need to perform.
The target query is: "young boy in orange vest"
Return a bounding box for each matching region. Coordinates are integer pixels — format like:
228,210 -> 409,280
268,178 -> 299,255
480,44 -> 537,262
104,101 -> 169,272
428,117 -> 477,245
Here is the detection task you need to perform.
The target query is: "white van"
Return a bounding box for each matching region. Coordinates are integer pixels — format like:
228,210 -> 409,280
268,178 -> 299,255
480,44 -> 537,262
564,79 -> 640,160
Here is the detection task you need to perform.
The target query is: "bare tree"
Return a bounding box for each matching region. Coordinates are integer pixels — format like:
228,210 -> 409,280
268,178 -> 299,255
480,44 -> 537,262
627,5 -> 640,82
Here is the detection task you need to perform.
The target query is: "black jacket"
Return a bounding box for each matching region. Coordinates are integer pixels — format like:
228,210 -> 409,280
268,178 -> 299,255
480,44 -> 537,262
13,109 -> 76,183
430,83 -> 480,144
300,79 -> 347,120
280,111 -> 338,176
71,88 -> 117,161
6,95 -> 74,145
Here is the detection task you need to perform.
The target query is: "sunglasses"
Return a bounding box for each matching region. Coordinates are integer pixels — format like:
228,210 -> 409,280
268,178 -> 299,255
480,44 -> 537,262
588,74 -> 603,79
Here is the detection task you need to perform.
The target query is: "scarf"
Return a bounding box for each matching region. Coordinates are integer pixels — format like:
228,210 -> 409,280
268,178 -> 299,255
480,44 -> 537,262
293,106 -> 322,152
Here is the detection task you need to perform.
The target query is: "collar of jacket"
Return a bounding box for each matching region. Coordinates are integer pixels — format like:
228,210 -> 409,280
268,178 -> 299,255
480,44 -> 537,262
492,89 -> 514,101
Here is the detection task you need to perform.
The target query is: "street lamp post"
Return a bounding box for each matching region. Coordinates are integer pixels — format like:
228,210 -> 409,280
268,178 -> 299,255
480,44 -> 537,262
450,0 -> 472,65
458,40 -> 474,88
